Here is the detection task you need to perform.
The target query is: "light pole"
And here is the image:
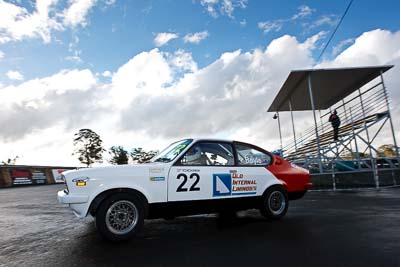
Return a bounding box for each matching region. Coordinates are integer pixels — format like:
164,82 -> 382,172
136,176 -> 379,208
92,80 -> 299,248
273,112 -> 283,156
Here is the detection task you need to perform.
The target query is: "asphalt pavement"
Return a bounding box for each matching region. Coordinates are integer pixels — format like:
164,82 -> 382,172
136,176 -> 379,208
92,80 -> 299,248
0,184 -> 399,267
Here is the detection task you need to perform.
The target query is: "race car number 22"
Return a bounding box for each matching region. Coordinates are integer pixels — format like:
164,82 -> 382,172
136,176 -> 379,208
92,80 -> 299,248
176,173 -> 200,192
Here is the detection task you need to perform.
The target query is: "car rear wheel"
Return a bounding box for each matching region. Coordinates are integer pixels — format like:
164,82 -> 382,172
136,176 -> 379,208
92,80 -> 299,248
96,193 -> 145,241
260,186 -> 288,219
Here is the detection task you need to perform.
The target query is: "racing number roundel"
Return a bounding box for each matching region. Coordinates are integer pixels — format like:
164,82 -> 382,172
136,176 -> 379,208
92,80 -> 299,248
176,173 -> 200,192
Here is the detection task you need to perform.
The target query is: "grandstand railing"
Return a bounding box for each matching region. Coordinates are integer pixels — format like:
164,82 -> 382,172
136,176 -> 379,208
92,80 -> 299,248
280,79 -> 396,174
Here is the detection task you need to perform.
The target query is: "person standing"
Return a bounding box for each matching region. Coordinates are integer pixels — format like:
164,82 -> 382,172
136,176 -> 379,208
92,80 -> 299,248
329,110 -> 341,141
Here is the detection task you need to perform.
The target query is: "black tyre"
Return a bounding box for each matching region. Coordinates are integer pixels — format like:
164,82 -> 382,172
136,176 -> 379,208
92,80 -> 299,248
259,186 -> 288,220
96,192 -> 145,242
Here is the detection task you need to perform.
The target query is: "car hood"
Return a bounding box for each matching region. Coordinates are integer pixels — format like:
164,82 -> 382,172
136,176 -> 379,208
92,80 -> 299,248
63,162 -> 169,180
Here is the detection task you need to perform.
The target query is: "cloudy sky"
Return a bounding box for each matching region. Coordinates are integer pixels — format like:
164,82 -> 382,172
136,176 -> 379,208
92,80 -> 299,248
0,0 -> 399,166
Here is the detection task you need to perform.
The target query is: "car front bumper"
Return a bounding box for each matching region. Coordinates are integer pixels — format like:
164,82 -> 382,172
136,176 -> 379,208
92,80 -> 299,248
57,190 -> 90,218
57,190 -> 89,204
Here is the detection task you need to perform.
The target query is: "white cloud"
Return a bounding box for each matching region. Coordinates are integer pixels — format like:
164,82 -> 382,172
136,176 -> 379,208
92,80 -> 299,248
65,50 -> 83,63
65,55 -> 82,63
258,5 -> 333,34
258,21 -> 283,34
0,69 -> 99,143
153,32 -> 179,47
62,0 -> 97,28
68,36 -> 80,52
332,38 -> 354,56
1,29 -> 400,166
6,70 -> 24,81
102,70 -> 112,77
199,0 -> 247,18
110,48 -> 173,107
0,0 -> 99,44
65,35 -> 82,63
183,31 -> 209,44
104,0 -> 116,5
0,50 -> 4,59
167,49 -> 198,73
311,15 -> 339,29
117,35 -> 317,141
0,0 -> 63,44
301,31 -> 327,50
1,69 -> 97,105
258,4 -> 314,34
291,5 -> 315,20
200,0 -> 219,17
319,29 -> 400,67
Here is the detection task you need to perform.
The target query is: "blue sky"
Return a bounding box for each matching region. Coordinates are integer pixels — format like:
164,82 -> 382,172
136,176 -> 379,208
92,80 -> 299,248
0,0 -> 400,165
2,0 -> 399,81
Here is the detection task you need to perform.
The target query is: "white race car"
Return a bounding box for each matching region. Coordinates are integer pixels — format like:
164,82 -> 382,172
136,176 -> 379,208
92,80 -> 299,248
58,138 -> 311,241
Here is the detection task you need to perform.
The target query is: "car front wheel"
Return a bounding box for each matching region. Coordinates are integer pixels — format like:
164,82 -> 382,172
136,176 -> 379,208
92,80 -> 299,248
259,186 -> 288,219
96,193 -> 145,241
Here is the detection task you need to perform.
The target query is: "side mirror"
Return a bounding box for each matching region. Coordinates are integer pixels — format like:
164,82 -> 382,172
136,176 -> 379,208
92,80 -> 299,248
275,158 -> 282,165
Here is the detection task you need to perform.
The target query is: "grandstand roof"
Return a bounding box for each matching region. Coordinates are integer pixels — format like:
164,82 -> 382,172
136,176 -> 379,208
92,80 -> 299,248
267,65 -> 393,112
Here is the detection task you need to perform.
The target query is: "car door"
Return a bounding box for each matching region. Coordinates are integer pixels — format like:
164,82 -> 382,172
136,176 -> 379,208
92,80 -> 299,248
167,141 -> 236,202
231,142 -> 278,196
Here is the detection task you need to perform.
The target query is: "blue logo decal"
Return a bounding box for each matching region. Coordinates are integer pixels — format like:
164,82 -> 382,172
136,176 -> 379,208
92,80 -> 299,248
213,173 -> 232,197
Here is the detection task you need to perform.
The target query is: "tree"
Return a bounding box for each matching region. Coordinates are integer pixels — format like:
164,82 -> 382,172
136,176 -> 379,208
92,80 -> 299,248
73,129 -> 105,167
378,144 -> 396,157
109,146 -> 129,165
340,151 -> 370,159
131,148 -> 158,163
1,156 -> 19,165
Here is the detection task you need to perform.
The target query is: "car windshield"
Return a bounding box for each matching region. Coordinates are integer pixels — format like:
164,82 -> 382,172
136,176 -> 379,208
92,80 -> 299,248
151,139 -> 193,163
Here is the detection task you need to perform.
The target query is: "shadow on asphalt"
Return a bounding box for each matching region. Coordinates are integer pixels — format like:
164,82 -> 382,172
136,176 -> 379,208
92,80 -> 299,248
64,211 -> 313,267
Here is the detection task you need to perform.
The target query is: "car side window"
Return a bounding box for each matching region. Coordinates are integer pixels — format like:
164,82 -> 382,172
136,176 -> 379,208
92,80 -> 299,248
235,144 -> 272,166
179,142 -> 234,166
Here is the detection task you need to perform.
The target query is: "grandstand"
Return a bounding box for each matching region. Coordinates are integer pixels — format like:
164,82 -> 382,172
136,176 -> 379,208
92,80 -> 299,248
268,65 -> 399,189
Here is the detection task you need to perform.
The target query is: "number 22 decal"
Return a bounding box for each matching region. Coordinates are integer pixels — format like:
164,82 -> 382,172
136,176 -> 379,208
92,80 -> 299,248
177,173 -> 200,192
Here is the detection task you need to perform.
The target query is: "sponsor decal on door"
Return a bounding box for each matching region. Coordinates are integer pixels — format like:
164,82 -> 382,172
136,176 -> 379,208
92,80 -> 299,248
213,170 -> 257,197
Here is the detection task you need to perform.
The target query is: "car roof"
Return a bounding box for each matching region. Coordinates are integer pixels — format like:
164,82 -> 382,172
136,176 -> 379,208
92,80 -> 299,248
190,137 -> 235,143
189,138 -> 262,146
